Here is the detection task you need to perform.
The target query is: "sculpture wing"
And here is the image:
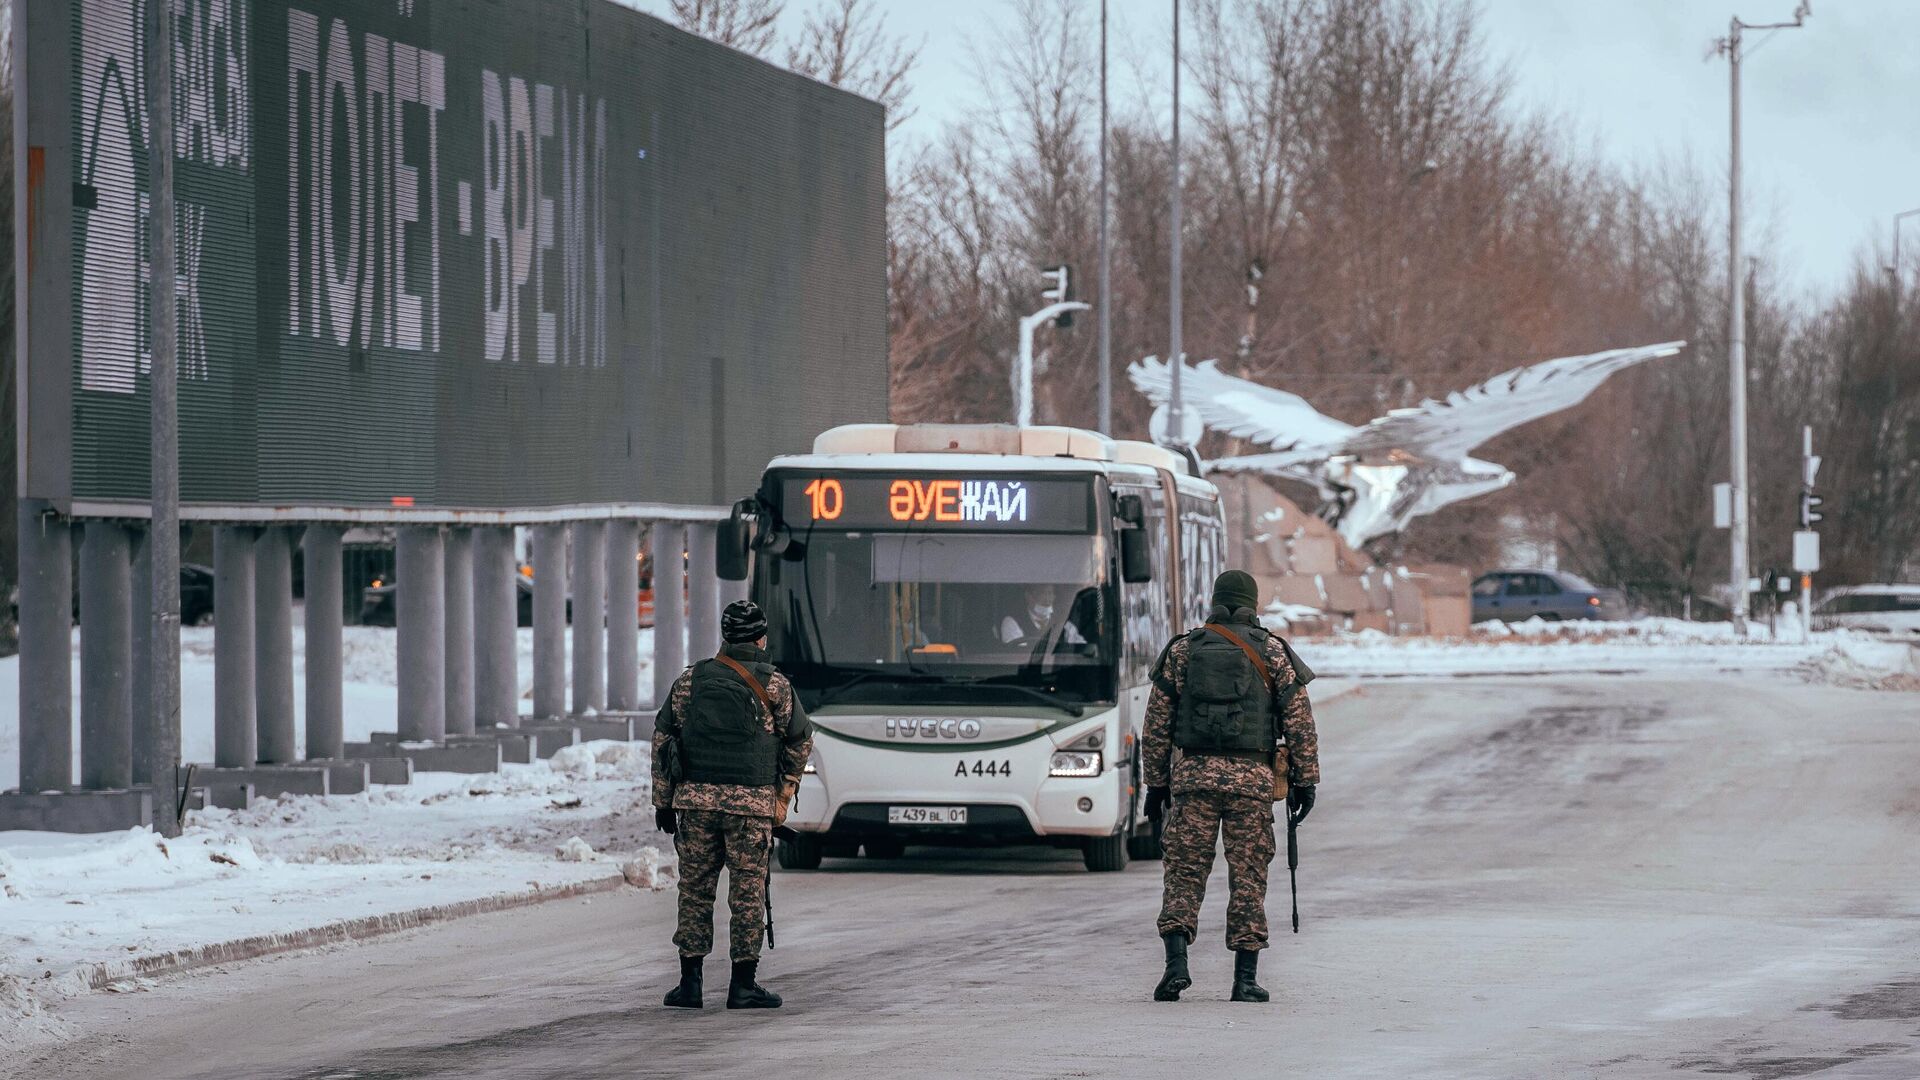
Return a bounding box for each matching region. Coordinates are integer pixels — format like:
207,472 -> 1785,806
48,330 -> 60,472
1340,342 -> 1685,461
1127,355 -> 1356,455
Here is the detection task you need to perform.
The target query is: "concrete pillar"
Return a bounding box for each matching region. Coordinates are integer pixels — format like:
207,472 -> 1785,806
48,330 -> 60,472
606,520 -> 641,711
721,574 -> 750,608
474,528 -> 520,728
303,527 -> 345,760
213,527 -> 257,769
531,524 -> 568,721
79,523 -> 134,790
396,528 -> 447,743
686,523 -> 721,659
650,522 -> 687,707
570,521 -> 607,716
254,526 -> 297,764
443,528 -> 476,735
16,501 -> 74,792
130,529 -> 155,784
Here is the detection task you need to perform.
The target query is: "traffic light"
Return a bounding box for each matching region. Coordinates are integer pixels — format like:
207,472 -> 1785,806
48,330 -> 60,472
1798,490 -> 1823,528
1040,264 -> 1074,327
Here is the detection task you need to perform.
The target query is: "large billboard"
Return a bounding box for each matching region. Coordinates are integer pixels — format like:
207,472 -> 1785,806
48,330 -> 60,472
15,0 -> 888,517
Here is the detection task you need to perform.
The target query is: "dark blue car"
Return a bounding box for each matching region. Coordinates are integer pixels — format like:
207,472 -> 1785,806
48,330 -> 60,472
1471,570 -> 1627,623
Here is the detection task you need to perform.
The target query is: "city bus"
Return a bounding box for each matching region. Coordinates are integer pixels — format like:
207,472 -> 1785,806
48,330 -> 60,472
717,424 -> 1225,871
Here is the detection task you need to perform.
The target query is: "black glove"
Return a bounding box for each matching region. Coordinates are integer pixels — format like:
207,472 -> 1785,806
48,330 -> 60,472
772,825 -> 799,842
1287,784 -> 1315,827
655,807 -> 677,835
1144,785 -> 1172,822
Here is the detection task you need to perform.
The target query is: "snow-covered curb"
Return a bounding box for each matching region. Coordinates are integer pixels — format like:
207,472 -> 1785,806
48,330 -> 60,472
80,870 -> 630,991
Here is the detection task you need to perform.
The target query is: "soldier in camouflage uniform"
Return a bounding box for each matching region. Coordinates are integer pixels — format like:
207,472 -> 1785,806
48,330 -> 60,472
1142,569 -> 1319,1003
653,600 -> 813,1010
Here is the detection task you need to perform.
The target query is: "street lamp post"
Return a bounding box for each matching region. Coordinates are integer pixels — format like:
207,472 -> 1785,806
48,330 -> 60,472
1097,0 -> 1112,435
1167,0 -> 1184,445
1716,2 -> 1809,637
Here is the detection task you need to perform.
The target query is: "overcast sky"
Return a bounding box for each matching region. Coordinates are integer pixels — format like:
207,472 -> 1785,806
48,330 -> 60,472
631,0 -> 1918,296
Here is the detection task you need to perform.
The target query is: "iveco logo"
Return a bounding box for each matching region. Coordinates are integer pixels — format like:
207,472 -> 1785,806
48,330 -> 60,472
884,718 -> 984,740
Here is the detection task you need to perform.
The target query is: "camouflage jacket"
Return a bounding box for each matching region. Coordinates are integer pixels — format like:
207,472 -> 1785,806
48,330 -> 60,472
1141,620 -> 1320,799
652,643 -> 813,818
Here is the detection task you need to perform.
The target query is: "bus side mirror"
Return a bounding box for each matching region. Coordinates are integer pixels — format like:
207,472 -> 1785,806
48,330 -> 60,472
1120,528 -> 1153,584
717,517 -> 751,581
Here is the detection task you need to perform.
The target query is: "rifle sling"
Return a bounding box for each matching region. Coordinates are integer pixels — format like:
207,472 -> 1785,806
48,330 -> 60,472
713,652 -> 777,720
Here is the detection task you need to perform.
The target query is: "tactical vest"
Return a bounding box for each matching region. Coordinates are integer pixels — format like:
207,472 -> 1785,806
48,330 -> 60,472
679,656 -> 782,787
1171,624 -> 1277,754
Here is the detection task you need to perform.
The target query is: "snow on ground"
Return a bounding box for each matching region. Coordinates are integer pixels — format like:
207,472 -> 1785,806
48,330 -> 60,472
0,620 -> 654,791
1296,616 -> 1920,683
0,739 -> 670,1042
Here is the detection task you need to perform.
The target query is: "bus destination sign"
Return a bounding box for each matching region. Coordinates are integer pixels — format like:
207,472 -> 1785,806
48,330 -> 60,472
777,475 -> 1094,533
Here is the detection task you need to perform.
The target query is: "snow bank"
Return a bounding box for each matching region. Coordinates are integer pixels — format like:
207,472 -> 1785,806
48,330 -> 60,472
0,741 -> 669,1027
1297,619 -> 1919,681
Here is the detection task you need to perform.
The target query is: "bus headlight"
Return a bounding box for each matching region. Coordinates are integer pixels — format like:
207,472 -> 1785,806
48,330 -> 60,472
1048,750 -> 1102,778
802,756 -> 818,775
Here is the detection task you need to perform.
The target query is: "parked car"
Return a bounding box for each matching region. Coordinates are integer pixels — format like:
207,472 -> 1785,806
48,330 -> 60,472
1472,569 -> 1627,623
1811,584 -> 1920,637
360,574 -> 576,627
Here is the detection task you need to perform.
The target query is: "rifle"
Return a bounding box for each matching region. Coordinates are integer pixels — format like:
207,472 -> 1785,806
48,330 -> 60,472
768,825 -> 799,949
1286,798 -> 1300,933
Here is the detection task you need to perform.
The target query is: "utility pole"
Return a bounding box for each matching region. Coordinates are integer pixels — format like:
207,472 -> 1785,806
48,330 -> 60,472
1097,0 -> 1112,435
1716,2 -> 1809,636
146,0 -> 182,837
1167,0 -> 1184,446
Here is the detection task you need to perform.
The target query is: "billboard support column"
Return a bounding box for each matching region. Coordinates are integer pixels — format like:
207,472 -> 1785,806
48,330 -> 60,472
571,522 -> 608,716
396,528 -> 447,743
255,527 -> 297,765
532,525 -> 569,721
79,523 -> 135,790
214,528 -> 258,769
303,527 -> 345,761
444,529 -> 476,736
474,529 -> 520,729
650,523 -> 687,709
606,521 -> 641,712
14,502 -> 73,792
687,524 -> 720,659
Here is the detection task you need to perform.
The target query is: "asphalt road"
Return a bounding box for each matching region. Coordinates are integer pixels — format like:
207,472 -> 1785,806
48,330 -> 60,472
16,676 -> 1920,1080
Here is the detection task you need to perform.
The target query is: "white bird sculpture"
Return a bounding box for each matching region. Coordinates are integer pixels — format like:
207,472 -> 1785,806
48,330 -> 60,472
1128,342 -> 1685,549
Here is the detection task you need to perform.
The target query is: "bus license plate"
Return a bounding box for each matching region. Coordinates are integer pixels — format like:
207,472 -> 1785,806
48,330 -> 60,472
888,806 -> 967,825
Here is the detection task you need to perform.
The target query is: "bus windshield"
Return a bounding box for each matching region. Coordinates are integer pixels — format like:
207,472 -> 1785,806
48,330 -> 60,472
761,530 -> 1116,711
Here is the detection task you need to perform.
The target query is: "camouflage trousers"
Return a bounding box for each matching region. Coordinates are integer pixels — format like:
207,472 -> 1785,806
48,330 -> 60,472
1156,790 -> 1277,952
673,809 -> 774,962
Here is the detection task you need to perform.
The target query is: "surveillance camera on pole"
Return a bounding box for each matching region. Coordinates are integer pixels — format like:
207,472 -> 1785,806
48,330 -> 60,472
1016,266 -> 1090,427
1041,265 -> 1075,327
1792,425 -> 1820,644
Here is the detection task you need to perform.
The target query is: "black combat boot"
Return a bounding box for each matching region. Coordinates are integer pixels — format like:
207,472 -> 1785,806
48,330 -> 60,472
1229,949 -> 1269,1003
1153,932 -> 1192,1001
726,959 -> 784,1009
663,955 -> 703,1009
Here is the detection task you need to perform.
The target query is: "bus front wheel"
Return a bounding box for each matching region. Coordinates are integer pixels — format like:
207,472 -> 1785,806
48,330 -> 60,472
1083,832 -> 1130,872
777,833 -> 824,870
1127,818 -> 1164,861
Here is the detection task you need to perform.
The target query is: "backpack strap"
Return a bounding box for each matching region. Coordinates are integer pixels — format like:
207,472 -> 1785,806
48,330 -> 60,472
713,652 -> 777,720
1203,622 -> 1275,695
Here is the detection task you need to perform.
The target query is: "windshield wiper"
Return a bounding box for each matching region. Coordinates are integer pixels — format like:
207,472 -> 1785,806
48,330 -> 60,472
941,679 -> 1085,718
810,670 -> 937,709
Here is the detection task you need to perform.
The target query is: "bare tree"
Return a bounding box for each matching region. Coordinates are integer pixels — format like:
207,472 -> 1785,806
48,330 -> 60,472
668,0 -> 784,56
787,0 -> 919,129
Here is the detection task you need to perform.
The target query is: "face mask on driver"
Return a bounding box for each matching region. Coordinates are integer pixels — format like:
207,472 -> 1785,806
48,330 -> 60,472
1029,603 -> 1054,625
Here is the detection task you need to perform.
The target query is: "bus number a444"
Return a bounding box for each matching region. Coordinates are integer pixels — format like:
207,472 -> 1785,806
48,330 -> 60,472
956,759 -> 1010,778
